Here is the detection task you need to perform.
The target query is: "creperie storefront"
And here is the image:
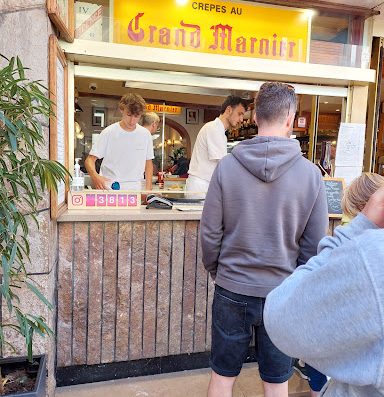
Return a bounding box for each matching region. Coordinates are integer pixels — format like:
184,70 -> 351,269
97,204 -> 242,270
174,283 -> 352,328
115,1 -> 310,62
55,0 -> 376,386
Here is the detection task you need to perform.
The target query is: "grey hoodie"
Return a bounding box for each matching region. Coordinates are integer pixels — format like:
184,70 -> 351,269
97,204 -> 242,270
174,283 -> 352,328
264,214 -> 384,397
200,136 -> 329,297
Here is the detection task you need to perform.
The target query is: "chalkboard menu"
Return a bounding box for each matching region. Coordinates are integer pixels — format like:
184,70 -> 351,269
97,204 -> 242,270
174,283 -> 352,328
323,178 -> 345,218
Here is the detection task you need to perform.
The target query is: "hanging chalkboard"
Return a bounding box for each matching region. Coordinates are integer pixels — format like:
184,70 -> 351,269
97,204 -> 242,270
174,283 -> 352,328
323,178 -> 345,218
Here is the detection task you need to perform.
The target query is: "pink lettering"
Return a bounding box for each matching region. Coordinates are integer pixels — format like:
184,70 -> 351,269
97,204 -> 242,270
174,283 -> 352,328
128,13 -> 145,42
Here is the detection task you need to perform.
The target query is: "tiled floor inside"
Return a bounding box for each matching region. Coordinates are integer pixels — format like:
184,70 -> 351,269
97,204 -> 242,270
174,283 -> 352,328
56,363 -> 310,397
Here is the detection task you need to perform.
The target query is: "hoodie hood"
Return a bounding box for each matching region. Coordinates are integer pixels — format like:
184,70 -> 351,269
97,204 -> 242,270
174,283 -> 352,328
231,136 -> 303,182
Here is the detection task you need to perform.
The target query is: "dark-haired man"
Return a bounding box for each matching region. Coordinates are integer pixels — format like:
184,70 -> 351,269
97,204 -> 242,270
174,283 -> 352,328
85,93 -> 154,191
200,82 -> 328,397
186,96 -> 247,196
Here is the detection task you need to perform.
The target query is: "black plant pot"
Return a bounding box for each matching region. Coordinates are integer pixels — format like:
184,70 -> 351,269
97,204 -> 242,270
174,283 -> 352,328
0,355 -> 46,397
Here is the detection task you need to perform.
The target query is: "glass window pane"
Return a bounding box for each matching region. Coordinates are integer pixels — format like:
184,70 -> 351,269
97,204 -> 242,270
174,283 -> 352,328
315,96 -> 345,177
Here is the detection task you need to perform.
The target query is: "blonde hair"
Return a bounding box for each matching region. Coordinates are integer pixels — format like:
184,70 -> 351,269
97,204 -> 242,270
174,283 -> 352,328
342,173 -> 384,218
141,112 -> 160,127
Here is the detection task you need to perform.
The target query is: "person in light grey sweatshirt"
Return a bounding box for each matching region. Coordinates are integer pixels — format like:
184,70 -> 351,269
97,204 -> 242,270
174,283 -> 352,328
264,186 -> 384,397
200,82 -> 329,397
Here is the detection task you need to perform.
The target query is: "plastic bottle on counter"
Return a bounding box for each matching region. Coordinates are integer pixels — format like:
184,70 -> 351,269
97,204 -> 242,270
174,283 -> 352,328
157,171 -> 165,189
71,158 -> 84,191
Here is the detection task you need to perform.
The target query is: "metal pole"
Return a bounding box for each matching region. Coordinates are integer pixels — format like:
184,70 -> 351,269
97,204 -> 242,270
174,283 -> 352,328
161,102 -> 166,172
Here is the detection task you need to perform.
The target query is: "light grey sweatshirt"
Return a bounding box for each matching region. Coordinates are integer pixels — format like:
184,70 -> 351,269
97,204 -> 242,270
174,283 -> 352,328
200,136 -> 329,297
264,214 -> 384,397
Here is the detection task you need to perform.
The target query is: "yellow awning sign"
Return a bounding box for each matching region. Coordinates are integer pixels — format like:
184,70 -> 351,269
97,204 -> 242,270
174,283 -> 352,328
146,104 -> 182,114
114,0 -> 311,62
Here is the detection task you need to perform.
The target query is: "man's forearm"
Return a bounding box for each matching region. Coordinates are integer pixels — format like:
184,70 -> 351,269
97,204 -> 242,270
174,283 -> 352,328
85,156 -> 97,177
145,161 -> 153,190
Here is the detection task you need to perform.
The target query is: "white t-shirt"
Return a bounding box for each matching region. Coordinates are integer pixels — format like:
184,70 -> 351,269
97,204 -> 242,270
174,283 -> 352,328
90,122 -> 154,183
187,118 -> 227,182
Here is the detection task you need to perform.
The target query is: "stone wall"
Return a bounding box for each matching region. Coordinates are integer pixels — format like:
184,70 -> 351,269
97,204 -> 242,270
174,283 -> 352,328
56,218 -> 341,385
0,2 -> 57,396
56,220 -> 213,369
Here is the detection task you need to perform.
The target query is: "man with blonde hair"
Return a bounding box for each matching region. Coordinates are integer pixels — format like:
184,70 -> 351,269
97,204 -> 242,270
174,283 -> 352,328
85,93 -> 154,191
141,112 -> 160,135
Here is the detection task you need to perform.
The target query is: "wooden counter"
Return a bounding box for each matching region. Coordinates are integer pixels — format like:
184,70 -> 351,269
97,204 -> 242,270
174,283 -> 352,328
58,207 -> 202,222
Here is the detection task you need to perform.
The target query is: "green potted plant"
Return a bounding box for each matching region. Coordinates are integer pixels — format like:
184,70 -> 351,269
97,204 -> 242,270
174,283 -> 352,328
0,55 -> 68,396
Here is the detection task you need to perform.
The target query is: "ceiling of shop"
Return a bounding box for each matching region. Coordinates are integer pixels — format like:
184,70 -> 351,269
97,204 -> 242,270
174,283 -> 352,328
74,0 -> 372,113
76,77 -> 343,114
76,77 -> 226,108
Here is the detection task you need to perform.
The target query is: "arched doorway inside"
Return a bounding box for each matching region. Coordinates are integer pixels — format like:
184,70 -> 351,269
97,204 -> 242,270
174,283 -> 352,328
152,118 -> 192,173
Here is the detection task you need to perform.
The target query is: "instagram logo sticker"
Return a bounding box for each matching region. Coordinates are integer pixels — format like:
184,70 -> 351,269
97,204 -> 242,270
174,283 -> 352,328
72,194 -> 83,206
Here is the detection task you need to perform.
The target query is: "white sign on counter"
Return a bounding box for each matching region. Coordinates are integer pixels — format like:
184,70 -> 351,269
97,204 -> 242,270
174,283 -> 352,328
334,166 -> 362,186
335,123 -> 365,167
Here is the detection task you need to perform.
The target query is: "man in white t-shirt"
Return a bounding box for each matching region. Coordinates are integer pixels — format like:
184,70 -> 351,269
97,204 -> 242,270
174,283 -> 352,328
85,93 -> 154,191
186,96 -> 247,196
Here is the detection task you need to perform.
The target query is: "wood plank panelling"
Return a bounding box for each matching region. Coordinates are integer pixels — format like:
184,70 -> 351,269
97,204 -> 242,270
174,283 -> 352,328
156,221 -> 172,357
181,221 -> 198,353
115,222 -> 132,362
57,223 -> 74,367
168,222 -> 185,356
72,222 -> 89,365
101,222 -> 118,363
194,223 -> 209,352
143,221 -> 159,358
129,221 -> 146,360
87,222 -> 104,365
57,219 -> 340,367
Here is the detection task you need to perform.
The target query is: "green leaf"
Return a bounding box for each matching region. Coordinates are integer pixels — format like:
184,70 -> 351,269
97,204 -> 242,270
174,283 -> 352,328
25,281 -> 53,310
16,57 -> 25,80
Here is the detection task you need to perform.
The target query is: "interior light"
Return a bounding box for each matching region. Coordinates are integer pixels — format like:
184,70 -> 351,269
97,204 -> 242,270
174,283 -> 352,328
303,9 -> 316,18
324,101 -> 329,104
336,109 -> 340,112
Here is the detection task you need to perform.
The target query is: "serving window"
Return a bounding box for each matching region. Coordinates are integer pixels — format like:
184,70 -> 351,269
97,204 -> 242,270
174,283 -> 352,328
71,71 -> 348,200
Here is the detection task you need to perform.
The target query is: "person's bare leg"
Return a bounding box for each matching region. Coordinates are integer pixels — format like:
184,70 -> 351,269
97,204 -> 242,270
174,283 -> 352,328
310,390 -> 320,397
263,380 -> 289,397
207,370 -> 236,397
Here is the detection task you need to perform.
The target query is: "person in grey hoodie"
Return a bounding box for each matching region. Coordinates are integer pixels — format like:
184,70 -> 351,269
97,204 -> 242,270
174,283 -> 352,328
200,82 -> 329,397
264,185 -> 384,397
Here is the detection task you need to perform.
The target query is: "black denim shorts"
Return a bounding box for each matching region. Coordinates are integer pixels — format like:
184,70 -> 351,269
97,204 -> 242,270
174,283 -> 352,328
210,285 -> 294,383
